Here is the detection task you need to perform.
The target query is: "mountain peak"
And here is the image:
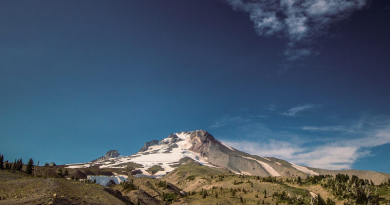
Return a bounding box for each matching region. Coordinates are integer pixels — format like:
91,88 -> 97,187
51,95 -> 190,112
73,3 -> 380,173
91,150 -> 120,162
65,130 -> 390,184
105,150 -> 120,158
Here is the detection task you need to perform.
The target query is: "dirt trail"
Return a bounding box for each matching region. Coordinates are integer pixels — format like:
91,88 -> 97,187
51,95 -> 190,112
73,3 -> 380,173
288,183 -> 344,205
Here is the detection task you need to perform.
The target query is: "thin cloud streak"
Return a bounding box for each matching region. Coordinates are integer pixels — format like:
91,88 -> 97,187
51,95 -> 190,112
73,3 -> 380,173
301,125 -> 357,133
210,115 -> 251,128
284,48 -> 314,61
283,104 -> 321,116
225,0 -> 369,59
221,120 -> 390,170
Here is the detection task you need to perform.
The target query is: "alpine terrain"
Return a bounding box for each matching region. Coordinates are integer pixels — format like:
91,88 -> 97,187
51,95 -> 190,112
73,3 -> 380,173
67,130 -> 390,184
2,130 -> 390,205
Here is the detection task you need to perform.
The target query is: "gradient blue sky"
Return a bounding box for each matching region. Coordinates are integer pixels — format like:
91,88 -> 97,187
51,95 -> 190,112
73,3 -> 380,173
1,0 -> 390,172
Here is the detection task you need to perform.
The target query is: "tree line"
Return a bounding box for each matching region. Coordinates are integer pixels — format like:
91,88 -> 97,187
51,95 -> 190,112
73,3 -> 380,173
0,153 -> 34,175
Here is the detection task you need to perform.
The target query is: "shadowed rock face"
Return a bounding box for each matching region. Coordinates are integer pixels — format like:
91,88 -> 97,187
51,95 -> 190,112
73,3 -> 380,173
186,130 -> 305,177
92,150 -> 120,162
188,130 -> 217,153
105,150 -> 120,158
139,134 -> 183,152
139,140 -> 160,152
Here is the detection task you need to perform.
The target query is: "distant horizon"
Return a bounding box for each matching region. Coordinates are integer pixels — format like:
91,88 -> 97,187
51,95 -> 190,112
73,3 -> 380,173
1,0 -> 390,174
1,128 -> 389,174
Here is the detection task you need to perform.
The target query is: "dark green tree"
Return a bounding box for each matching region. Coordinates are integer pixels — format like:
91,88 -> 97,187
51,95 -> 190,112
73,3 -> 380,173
26,158 -> 34,175
64,169 -> 69,177
297,176 -> 302,185
316,194 -> 326,205
57,169 -> 63,177
356,187 -> 368,205
11,159 -> 16,170
5,161 -> 11,170
162,192 -> 165,201
0,154 -> 3,170
15,158 -> 23,171
326,197 -> 336,205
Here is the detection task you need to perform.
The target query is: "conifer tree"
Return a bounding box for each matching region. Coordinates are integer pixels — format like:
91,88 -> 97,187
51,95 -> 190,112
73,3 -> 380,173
26,158 -> 34,175
5,161 -> 11,170
15,158 -> 23,171
297,176 -> 302,185
0,154 -> 3,170
326,197 -> 336,205
64,169 -> 69,177
356,187 -> 368,205
316,194 -> 326,205
57,169 -> 63,177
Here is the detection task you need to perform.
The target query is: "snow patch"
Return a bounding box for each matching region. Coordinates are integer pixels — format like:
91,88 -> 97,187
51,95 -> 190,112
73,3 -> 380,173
67,131 -> 218,177
176,133 -> 193,150
291,164 -> 319,176
91,132 -> 215,176
66,164 -> 91,169
275,162 -> 281,166
220,142 -> 235,151
87,175 -> 128,186
310,192 -> 317,198
241,156 -> 281,177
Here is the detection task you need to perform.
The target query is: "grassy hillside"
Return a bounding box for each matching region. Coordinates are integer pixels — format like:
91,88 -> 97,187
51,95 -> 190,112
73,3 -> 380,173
0,170 -> 129,205
2,161 -> 390,205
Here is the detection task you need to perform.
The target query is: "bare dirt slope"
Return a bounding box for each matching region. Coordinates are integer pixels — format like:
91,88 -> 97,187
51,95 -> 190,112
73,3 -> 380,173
0,170 -> 129,205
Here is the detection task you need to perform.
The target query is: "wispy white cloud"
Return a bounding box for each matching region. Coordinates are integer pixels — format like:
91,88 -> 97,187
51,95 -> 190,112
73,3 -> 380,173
223,139 -> 363,170
225,0 -> 369,59
284,48 -> 313,61
299,117 -> 382,134
301,125 -> 357,133
348,127 -> 390,148
267,104 -> 277,111
249,114 -> 268,118
223,139 -> 305,161
283,104 -> 321,116
210,115 -> 251,128
221,117 -> 390,170
211,114 -> 268,128
292,145 -> 365,170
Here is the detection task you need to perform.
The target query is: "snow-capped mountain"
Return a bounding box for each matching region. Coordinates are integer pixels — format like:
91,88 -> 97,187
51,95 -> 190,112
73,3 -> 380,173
65,130 -> 390,184
66,130 -> 320,178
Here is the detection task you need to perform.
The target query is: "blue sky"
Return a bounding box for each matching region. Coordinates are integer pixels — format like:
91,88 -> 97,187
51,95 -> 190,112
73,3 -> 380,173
1,0 -> 390,173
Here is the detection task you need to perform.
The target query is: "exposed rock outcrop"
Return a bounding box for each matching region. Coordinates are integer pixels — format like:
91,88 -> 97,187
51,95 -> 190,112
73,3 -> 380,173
72,130 -> 390,184
92,150 -> 120,162
139,140 -> 160,152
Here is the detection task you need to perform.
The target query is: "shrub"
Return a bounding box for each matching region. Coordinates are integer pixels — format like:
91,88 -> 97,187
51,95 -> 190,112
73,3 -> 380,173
26,158 -> 34,175
186,175 -> 195,181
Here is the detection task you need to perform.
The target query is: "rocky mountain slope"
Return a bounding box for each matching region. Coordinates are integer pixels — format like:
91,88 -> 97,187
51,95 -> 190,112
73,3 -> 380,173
3,130 -> 390,204
66,130 -> 390,184
91,150 -> 121,162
